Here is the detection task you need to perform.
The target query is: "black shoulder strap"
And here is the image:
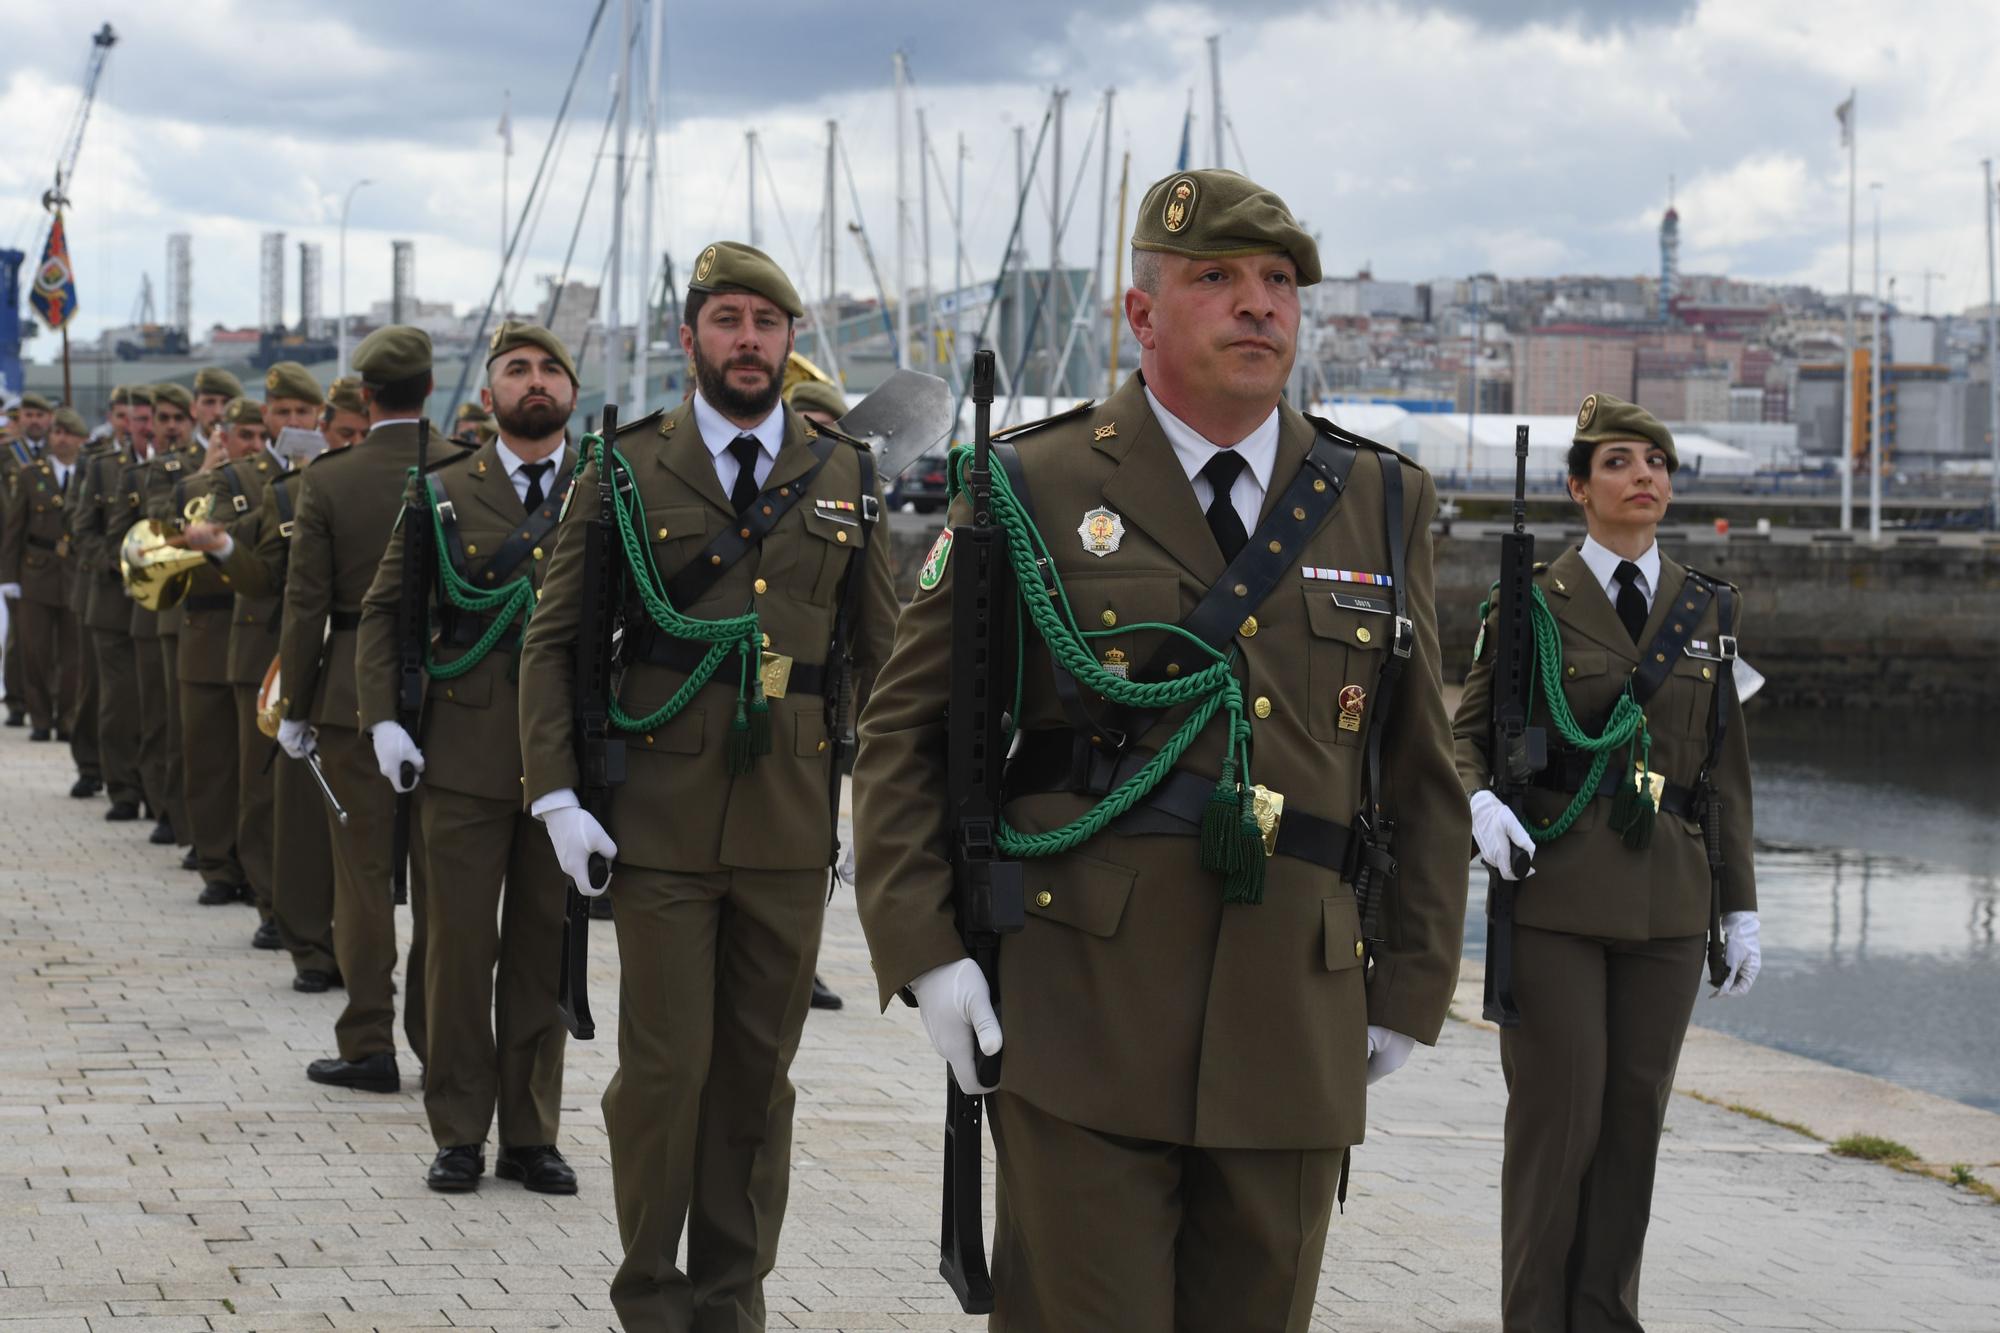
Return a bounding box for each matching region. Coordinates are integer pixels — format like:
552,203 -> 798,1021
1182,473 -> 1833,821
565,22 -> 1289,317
477,465 -> 572,589
1628,575 -> 1715,707
822,445 -> 880,871
663,433 -> 838,609
424,475 -> 472,581
272,475 -> 298,537
1700,583 -> 1738,774
219,464 -> 250,514
1362,448 -> 1413,824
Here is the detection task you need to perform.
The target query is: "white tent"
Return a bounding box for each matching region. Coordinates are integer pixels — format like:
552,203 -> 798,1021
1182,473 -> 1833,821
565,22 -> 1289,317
1389,413 -> 1758,481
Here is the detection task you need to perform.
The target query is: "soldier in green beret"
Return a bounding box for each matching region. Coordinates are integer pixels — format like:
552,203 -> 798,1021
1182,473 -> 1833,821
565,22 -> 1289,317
1,392 -> 57,725
192,368 -> 244,446
125,382 -> 201,855
854,168 -> 1466,1328
0,401 -> 85,745
1453,391 -> 1762,1331
71,382 -> 154,818
320,378 -> 370,451
452,399 -> 494,445
518,240 -> 898,1324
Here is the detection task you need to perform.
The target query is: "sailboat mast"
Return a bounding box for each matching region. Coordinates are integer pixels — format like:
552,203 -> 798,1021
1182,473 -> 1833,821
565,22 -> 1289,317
1208,35 -> 1224,169
634,0 -> 661,407
1048,87 -> 1065,413
607,0 -> 632,419
893,51 -> 911,370
919,106 -> 935,379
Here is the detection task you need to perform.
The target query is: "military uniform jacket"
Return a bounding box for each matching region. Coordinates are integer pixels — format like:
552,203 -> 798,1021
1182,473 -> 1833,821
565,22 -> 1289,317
73,438 -> 140,632
0,454 -> 79,607
852,375 -> 1469,1152
203,452 -> 291,688
170,459 -> 240,686
518,398 -> 899,872
127,442 -> 204,639
356,439 -> 568,804
249,421 -> 436,730
1451,545 -> 1756,940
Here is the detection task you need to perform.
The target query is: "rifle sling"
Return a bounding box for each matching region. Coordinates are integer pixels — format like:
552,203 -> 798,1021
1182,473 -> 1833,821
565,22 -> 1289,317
662,434 -> 837,609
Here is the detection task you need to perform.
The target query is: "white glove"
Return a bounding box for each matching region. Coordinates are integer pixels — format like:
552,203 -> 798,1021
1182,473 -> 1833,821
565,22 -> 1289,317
276,717 -> 314,760
909,958 -> 1004,1094
1716,911 -> 1761,997
0,583 -> 19,600
1470,789 -> 1536,880
1366,1025 -> 1415,1085
542,805 -> 618,896
370,720 -> 425,792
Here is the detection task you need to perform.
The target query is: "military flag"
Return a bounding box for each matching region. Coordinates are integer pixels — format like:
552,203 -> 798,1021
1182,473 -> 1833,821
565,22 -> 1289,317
30,212 -> 78,330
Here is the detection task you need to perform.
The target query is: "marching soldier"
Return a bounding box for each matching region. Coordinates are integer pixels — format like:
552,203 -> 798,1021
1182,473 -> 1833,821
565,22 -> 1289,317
241,330 -> 441,1090
5,392 -> 55,727
322,378 -> 372,450
130,383 -> 201,855
180,371 -> 343,984
357,321 -> 579,1194
855,169 -> 1470,1330
1452,393 -> 1761,1332
518,242 -> 898,1327
0,407 -> 86,745
192,368 -> 244,450
73,387 -> 148,821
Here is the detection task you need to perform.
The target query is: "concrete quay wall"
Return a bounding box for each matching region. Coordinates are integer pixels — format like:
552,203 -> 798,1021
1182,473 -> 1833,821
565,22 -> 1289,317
883,518 -> 2000,708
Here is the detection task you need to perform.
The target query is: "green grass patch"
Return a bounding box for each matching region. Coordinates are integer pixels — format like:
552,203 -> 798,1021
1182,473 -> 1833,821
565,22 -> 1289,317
1831,1133 -> 1917,1163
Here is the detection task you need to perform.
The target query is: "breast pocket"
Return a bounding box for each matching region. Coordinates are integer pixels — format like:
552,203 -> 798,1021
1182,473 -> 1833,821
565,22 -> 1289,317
796,506 -> 866,605
643,504 -> 714,589
1059,572 -> 1185,711
1668,650 -> 1722,738
1303,589 -> 1390,745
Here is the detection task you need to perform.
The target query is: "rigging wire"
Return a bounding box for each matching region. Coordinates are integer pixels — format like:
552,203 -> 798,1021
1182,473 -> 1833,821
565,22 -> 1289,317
754,136 -> 844,382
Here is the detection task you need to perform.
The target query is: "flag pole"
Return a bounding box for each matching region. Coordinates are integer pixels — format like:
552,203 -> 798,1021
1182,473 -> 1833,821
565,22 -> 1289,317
1840,89 -> 1856,532
60,325 -> 71,406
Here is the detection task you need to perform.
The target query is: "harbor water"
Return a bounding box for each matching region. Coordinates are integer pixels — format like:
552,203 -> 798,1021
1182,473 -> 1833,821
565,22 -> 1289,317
1463,707 -> 2000,1113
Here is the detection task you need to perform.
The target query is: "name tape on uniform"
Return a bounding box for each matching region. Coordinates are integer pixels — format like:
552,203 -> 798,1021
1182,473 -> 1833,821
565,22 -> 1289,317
1302,566 -> 1393,587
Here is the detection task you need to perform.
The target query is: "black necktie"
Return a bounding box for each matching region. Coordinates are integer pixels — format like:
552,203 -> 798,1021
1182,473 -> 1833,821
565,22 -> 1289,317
728,436 -> 762,515
520,461 -> 551,512
1199,451 -> 1249,563
1612,560 -> 1649,643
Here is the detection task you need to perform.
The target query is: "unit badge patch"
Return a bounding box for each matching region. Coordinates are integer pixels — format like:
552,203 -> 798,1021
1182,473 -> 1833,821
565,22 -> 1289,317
918,528 -> 954,590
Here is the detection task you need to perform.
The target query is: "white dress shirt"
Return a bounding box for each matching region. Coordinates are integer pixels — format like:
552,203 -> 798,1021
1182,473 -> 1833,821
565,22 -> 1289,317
493,436 -> 568,508
1577,535 -> 1661,612
51,459 -> 72,492
1145,386 -> 1281,533
693,391 -> 784,497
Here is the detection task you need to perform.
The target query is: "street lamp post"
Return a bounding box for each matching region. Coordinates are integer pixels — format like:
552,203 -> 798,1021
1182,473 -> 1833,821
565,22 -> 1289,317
337,178 -> 373,379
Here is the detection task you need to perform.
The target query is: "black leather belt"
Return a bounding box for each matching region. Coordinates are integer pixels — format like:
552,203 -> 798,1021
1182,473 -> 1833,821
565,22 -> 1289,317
182,594 -> 233,612
328,610 -> 361,632
1003,730 -> 1359,875
1532,751 -> 1696,819
625,621 -> 826,697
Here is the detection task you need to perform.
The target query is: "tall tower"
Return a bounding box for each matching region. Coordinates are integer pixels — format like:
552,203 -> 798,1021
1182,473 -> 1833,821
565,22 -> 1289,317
165,234 -> 191,333
260,232 -> 285,330
391,240 -> 415,324
1658,177 -> 1680,325
298,242 -> 323,336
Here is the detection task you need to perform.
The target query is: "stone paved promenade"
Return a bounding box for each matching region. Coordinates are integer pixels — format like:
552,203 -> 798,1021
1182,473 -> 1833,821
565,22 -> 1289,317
0,730 -> 1996,1331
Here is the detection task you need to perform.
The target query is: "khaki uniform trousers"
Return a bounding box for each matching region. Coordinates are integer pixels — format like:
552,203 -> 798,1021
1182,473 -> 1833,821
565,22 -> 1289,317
91,628 -> 143,806
604,865 -> 826,1333
180,676 -> 244,891
270,738 -> 339,975
159,636 -> 188,840
1499,927 -> 1706,1333
316,723 -> 428,1062
67,609 -> 98,782
985,1091 -> 1343,1333
233,687 -> 278,921
14,599 -> 74,733
133,631 -> 172,821
4,611 -> 21,715
416,786 -> 567,1151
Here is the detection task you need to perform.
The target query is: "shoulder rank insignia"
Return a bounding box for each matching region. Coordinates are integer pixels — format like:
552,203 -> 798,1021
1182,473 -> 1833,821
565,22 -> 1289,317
1077,506 -> 1124,558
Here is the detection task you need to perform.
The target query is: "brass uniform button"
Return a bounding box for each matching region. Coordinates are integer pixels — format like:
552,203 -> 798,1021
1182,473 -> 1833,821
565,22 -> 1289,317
817,740 -> 827,752
836,530 -> 848,543
754,578 -> 768,595
761,633 -> 772,647
1267,540 -> 1282,554
1655,652 -> 1667,663
740,527 -> 752,539
1239,616 -> 1258,638
1100,609 -> 1117,628
1253,696 -> 1272,719
645,734 -> 655,745
1566,665 -> 1576,677
1233,583 -> 1248,597
657,527 -> 670,539
1293,506 -> 1306,521
1165,663 -> 1180,677
445,688 -> 455,700
532,546 -> 545,561
1701,666 -> 1714,681
1313,479 -> 1328,493
1354,940 -> 1365,959
1356,626 -> 1372,645
466,543 -> 479,555
711,554 -> 722,566
1035,890 -> 1053,908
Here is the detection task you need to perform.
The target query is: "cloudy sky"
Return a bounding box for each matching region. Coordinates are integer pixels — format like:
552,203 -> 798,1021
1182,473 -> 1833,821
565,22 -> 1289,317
3,0 -> 1996,354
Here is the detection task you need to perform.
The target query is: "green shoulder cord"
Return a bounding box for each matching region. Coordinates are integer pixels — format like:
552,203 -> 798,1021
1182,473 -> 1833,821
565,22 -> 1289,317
946,446 -> 1267,902
576,432 -> 770,773
1518,584 -> 1654,848
416,469 -> 537,682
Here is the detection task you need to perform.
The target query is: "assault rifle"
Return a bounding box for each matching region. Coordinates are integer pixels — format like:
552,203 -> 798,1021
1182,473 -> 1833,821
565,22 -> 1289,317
1482,425 -> 1545,1028
389,417 -> 434,907
558,404 -> 624,1041
937,350 -> 1024,1315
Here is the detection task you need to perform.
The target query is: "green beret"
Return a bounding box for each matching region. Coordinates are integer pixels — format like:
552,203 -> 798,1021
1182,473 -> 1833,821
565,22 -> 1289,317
785,379 -> 847,421
125,385 -> 155,407
455,400 -> 492,423
18,392 -> 51,412
326,377 -> 367,417
193,367 -> 245,398
223,397 -> 266,427
52,408 -> 87,436
152,383 -> 193,413
1573,392 -> 1678,471
109,386 -> 131,407
687,241 -> 804,319
352,325 -> 433,384
263,362 -> 324,405
1130,169 -> 1321,286
486,320 -> 580,385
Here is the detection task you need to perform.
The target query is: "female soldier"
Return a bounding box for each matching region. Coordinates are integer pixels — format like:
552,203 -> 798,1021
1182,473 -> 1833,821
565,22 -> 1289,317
1452,391 -> 1762,1332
